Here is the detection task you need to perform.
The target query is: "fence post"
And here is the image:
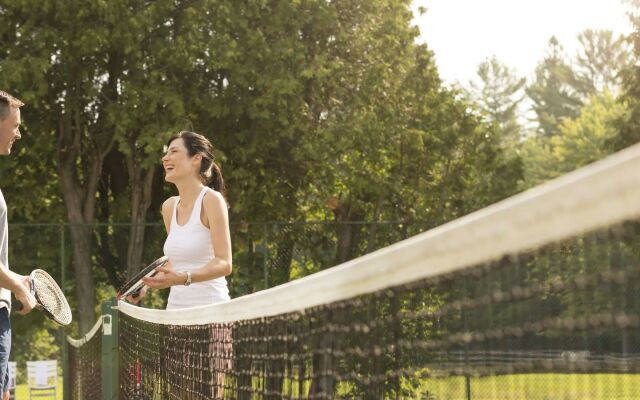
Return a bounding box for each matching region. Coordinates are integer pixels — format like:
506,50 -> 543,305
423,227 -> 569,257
263,224 -> 270,289
101,298 -> 119,400
465,375 -> 472,400
60,224 -> 65,297
61,224 -> 69,400
62,333 -> 70,400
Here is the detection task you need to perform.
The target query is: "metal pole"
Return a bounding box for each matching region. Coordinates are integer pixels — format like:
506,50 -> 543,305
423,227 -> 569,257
101,298 -> 119,400
60,224 -> 65,292
466,375 -> 472,400
61,224 -> 70,400
62,336 -> 70,400
263,224 -> 270,289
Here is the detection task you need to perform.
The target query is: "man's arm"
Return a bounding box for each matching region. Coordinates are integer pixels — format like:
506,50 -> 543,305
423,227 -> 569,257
0,265 -> 35,314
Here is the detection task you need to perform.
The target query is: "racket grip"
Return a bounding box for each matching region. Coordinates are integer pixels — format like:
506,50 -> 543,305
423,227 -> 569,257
130,287 -> 143,299
11,300 -> 23,312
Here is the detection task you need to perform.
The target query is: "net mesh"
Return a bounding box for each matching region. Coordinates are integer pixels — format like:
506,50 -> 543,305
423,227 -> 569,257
119,318 -> 234,399
67,319 -> 102,400
117,222 -> 640,399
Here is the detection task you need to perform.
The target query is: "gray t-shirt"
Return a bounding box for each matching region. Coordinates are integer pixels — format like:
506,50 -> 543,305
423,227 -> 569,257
0,189 -> 10,308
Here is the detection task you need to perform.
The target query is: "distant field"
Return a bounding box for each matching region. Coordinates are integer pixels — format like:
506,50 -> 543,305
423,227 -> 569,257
420,374 -> 640,400
11,374 -> 640,399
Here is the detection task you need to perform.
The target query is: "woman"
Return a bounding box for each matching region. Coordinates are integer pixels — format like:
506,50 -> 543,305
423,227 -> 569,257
129,131 -> 233,399
131,131 -> 232,308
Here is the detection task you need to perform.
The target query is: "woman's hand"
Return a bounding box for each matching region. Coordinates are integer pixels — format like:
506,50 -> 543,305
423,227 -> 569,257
142,261 -> 186,289
126,259 -> 173,303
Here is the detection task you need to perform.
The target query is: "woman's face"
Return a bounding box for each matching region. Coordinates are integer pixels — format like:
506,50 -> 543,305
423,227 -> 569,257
162,138 -> 200,183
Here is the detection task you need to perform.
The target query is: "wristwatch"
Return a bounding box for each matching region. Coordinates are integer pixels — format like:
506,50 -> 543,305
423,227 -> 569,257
184,271 -> 192,286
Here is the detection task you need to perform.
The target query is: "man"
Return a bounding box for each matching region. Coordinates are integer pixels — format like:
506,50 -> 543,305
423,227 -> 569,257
0,90 -> 36,400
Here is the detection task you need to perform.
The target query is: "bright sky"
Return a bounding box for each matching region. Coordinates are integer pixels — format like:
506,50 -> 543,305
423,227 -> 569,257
411,0 -> 633,86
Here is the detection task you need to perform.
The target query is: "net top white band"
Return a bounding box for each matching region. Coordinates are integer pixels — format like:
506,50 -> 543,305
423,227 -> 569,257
67,317 -> 102,348
119,142 -> 640,325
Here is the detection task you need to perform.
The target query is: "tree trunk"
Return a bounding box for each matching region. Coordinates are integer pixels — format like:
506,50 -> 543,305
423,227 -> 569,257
331,197 -> 363,265
67,222 -> 96,334
126,161 -> 157,278
59,166 -> 98,334
57,106 -> 113,334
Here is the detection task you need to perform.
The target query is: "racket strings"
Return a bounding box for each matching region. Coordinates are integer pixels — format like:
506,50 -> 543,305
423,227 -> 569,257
32,270 -> 72,325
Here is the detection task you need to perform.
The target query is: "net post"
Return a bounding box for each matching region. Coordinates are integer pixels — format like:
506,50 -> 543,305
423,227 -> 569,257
101,298 -> 119,400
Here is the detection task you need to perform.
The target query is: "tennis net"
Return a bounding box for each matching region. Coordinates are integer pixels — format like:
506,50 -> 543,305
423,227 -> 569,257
67,318 -> 102,400
81,143 -> 640,399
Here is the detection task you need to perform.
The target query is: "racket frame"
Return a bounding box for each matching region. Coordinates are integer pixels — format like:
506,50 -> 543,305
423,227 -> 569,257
117,256 -> 169,300
14,269 -> 72,326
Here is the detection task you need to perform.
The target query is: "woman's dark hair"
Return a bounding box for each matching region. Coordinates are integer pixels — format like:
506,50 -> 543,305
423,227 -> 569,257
167,131 -> 226,197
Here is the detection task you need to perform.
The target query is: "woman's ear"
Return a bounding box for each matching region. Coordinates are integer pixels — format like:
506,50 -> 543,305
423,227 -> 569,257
192,153 -> 203,165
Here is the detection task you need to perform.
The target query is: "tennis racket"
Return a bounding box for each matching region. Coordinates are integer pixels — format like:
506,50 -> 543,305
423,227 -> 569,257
117,256 -> 169,301
12,269 -> 72,326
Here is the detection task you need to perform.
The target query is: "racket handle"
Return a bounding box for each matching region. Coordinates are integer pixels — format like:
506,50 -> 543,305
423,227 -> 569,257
11,300 -> 23,312
130,286 -> 144,299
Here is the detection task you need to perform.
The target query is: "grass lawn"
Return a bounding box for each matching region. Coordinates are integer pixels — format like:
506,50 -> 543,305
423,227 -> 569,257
420,374 -> 640,400
14,378 -> 62,400
11,374 -> 640,399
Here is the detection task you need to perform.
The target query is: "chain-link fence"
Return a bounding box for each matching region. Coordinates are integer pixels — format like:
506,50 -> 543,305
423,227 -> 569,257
230,221 -> 431,296
10,221 -> 431,298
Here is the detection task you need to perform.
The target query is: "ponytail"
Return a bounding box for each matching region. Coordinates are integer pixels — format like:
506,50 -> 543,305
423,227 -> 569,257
202,160 -> 226,197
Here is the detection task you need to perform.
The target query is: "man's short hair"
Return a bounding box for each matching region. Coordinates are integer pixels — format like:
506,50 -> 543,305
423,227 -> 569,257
0,90 -> 24,120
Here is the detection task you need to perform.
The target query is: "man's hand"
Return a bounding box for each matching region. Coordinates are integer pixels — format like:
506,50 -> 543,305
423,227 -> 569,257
13,275 -> 36,315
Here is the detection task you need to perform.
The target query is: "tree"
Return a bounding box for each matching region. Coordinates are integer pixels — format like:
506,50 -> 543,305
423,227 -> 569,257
527,37 -> 583,137
0,1 -> 126,332
521,89 -> 628,187
96,1 -> 230,282
296,4 -> 523,266
573,29 -> 633,98
468,56 -> 526,147
0,0 -> 523,339
614,0 -> 640,149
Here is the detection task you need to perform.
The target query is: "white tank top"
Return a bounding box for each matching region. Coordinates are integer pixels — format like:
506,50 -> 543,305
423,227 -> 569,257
164,187 -> 230,309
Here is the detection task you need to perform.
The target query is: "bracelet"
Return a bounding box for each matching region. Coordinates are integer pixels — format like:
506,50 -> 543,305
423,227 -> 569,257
184,271 -> 192,287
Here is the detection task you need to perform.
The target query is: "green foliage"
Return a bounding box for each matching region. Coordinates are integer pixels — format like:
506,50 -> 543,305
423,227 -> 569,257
468,56 -> 526,147
614,1 -> 640,149
573,29 -> 632,97
0,0 -> 523,370
12,316 -> 61,384
527,30 -> 631,141
526,37 -> 583,137
521,89 -> 628,187
522,27 -> 632,187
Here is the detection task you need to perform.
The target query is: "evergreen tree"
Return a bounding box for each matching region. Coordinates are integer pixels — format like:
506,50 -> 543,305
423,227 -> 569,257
526,36 -> 583,137
573,29 -> 632,98
615,0 -> 640,148
468,55 -> 526,147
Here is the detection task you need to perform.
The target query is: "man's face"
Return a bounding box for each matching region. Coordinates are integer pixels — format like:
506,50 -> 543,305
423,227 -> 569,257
0,107 -> 21,155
